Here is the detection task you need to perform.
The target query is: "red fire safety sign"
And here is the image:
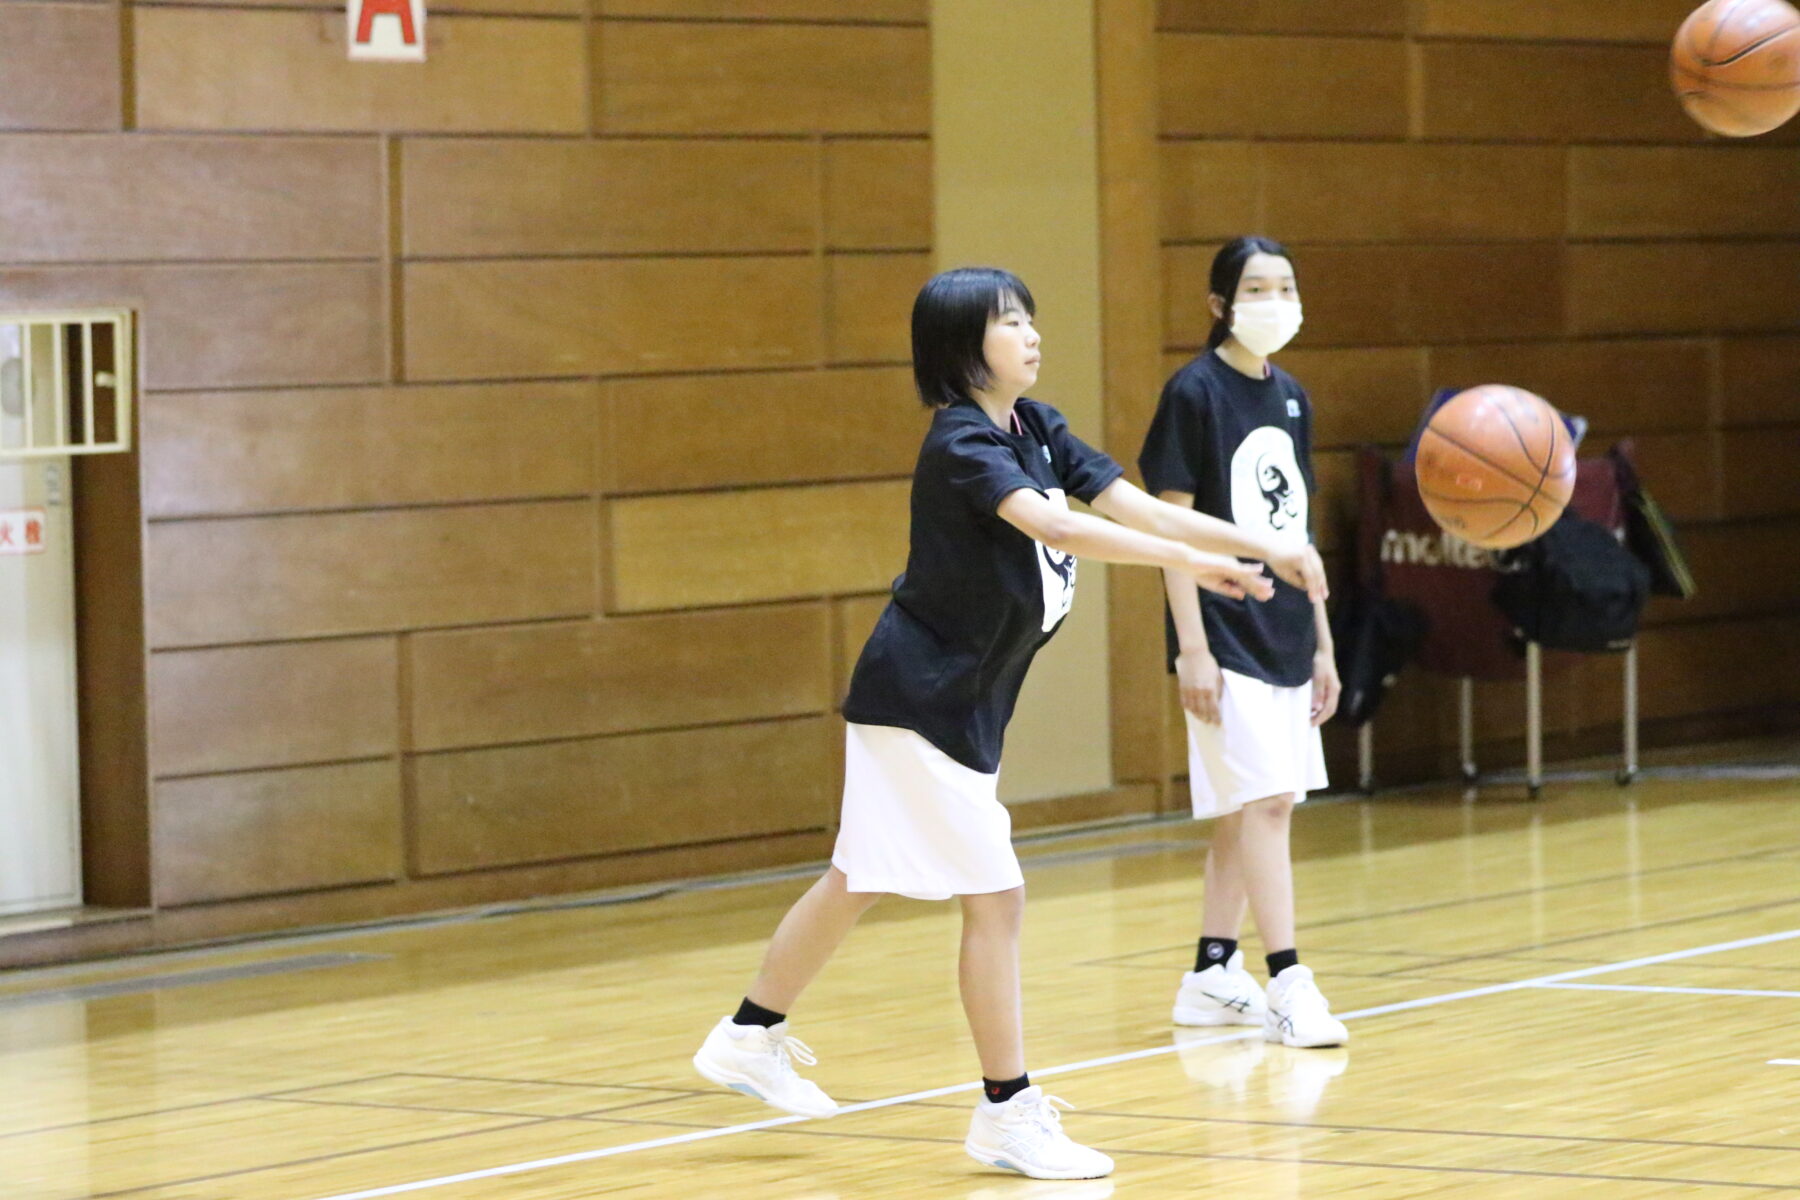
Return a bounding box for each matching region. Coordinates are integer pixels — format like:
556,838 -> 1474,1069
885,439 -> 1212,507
0,509 -> 47,556
349,0 -> 427,62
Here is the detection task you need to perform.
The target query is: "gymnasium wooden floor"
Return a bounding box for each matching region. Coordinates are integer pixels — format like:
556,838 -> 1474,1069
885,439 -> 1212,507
5,743 -> 1800,1199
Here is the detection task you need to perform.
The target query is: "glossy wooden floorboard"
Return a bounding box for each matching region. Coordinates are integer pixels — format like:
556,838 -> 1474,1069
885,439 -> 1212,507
4,742 -> 1799,1199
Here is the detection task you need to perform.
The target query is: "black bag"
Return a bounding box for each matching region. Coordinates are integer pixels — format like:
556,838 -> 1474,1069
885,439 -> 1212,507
1609,443 -> 1698,599
1332,588 -> 1428,726
1492,512 -> 1650,653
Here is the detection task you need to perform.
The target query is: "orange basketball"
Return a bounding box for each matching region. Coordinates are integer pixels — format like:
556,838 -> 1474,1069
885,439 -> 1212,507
1671,0 -> 1800,137
1416,385 -> 1577,551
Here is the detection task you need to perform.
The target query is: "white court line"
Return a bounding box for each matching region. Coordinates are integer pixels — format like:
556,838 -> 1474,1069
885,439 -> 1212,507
1531,982 -> 1800,999
1771,1059 -> 1800,1066
308,926 -> 1800,1200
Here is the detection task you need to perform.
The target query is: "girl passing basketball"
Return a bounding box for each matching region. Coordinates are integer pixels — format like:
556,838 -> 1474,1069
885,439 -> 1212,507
1139,236 -> 1349,1050
693,266 -> 1327,1180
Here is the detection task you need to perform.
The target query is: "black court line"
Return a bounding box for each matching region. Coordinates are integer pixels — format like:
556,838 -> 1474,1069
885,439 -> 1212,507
557,1115 -> 1800,1193
0,1075 -> 409,1141
895,1100 -> 1800,1158
80,1117 -> 558,1200
0,953 -> 388,1008
262,1090 -> 706,1124
1379,894 -> 1800,976
395,1071 -> 716,1098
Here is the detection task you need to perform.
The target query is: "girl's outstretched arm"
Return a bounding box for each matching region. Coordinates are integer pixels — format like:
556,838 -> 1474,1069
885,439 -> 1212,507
1087,477 -> 1328,602
996,488 -> 1272,601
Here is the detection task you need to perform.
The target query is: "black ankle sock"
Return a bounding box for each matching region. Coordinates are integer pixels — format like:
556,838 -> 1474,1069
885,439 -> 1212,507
732,998 -> 786,1028
1266,949 -> 1300,979
983,1073 -> 1030,1104
1196,936 -> 1239,973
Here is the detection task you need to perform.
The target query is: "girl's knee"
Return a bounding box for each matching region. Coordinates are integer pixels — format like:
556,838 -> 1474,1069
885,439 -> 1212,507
963,885 -> 1026,927
1247,794 -> 1296,822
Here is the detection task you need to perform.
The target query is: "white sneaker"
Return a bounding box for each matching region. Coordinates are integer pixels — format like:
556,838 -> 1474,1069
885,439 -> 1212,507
965,1086 -> 1114,1180
1263,965 -> 1349,1048
1173,950 -> 1267,1026
692,1017 -> 837,1118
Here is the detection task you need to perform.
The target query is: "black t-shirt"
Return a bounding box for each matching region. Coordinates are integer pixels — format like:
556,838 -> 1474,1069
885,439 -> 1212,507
1137,351 -> 1317,686
843,398 -> 1125,774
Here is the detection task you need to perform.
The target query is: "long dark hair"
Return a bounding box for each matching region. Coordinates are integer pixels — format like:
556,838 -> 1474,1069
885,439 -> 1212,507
1206,235 -> 1294,350
911,267 -> 1036,408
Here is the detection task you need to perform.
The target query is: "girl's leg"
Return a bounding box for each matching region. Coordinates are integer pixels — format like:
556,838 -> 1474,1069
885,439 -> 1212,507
958,886 -> 1027,1082
1237,794 -> 1297,956
1200,809 -> 1249,941
745,865 -> 881,1013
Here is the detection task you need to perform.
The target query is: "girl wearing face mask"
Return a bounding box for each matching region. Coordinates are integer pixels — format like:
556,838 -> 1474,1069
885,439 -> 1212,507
1137,236 -> 1348,1049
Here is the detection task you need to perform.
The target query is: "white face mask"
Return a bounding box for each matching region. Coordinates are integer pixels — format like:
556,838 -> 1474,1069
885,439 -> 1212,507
1229,298 -> 1303,357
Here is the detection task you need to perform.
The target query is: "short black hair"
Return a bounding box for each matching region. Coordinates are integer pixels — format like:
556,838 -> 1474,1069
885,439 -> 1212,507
1207,235 -> 1294,349
911,267 -> 1036,409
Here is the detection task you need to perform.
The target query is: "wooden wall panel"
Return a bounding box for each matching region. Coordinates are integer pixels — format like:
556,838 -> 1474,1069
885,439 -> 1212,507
1721,337 -> 1800,428
1414,0 -> 1700,43
0,4 -> 121,131
1568,243 -> 1800,336
596,0 -> 925,19
835,595 -> 889,701
593,21 -> 930,135
154,763 -> 402,906
402,140 -> 817,257
150,639 -> 398,777
1166,243 -> 1565,348
1263,144 -> 1566,243
1286,347 -> 1429,448
1158,35 -> 1408,138
409,605 -> 831,751
1160,143 -> 1565,245
410,718 -> 834,874
1158,0 -> 1407,35
609,481 -> 909,611
1159,142 -> 1262,244
135,8 -> 586,133
0,264 -> 384,391
175,0 -> 579,12
603,369 -> 921,494
146,502 -> 598,647
1722,432 -> 1800,520
0,136 -> 380,262
142,384 -> 597,518
824,140 -> 933,251
1626,433 -> 1722,522
1647,520 -> 1800,626
1418,43 -> 1704,143
1571,148 -> 1800,240
404,257 -> 823,381
1427,340 -> 1711,436
1632,618 -> 1799,723
828,253 -> 932,363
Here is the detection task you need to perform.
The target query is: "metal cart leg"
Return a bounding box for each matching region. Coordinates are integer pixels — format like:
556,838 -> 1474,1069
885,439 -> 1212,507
1458,676 -> 1478,784
1526,641 -> 1543,799
1358,720 -> 1375,794
1619,640 -> 1639,786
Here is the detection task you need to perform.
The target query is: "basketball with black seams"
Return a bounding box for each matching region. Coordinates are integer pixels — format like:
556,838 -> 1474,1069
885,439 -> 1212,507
1671,0 -> 1800,137
1415,385 -> 1577,551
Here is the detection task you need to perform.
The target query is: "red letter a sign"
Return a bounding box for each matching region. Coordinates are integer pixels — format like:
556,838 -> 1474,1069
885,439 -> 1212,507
349,0 -> 426,62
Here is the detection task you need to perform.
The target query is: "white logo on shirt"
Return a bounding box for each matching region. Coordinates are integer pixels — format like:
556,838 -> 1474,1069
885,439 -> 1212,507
1286,398 -> 1301,419
1229,426 -> 1308,545
1036,488 -> 1077,632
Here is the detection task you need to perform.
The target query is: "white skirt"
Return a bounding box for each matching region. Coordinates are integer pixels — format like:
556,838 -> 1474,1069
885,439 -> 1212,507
1184,669 -> 1329,820
831,723 -> 1024,901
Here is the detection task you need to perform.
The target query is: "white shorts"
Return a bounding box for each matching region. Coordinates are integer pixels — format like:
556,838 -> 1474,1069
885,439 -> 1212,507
1184,669 -> 1328,820
830,723 -> 1024,901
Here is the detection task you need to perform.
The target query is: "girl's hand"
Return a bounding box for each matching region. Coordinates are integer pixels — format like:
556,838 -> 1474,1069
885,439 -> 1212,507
1185,549 -> 1274,602
1177,648 -> 1224,725
1268,544 -> 1330,603
1311,649 -> 1341,728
